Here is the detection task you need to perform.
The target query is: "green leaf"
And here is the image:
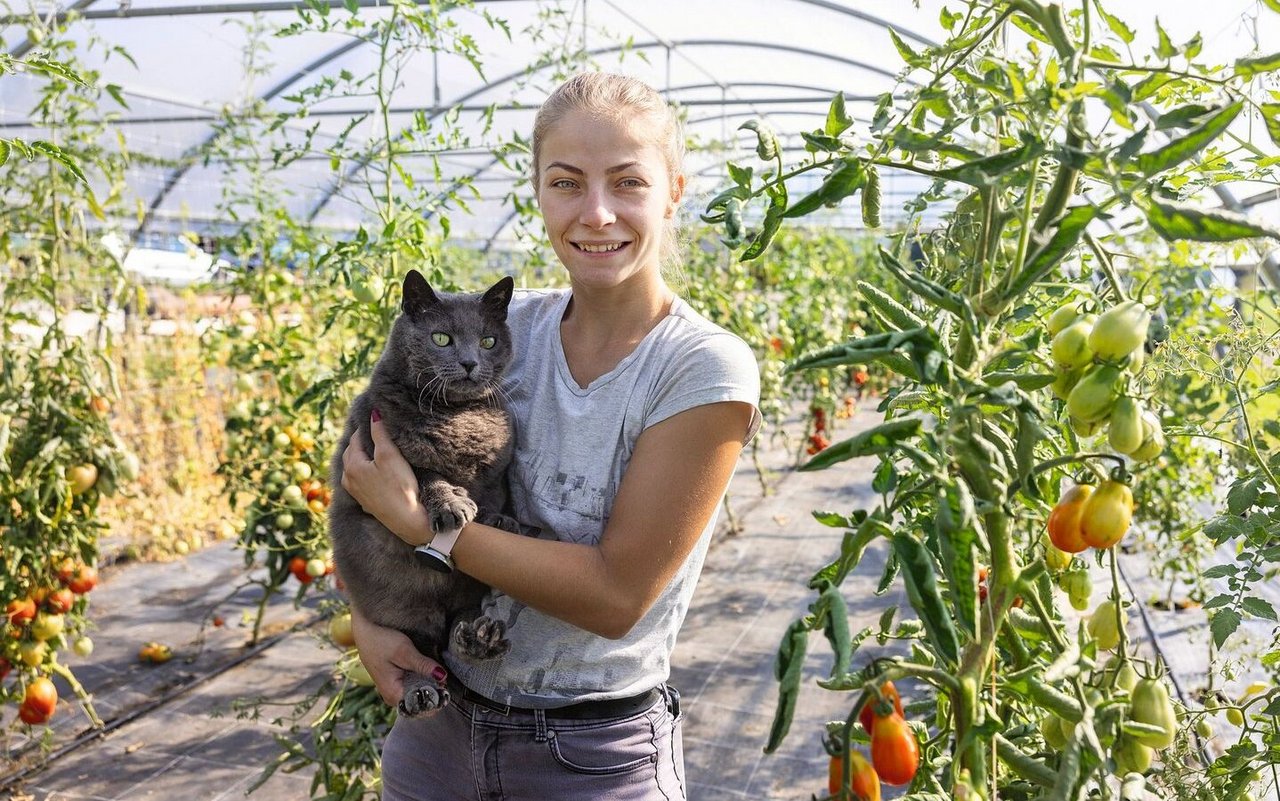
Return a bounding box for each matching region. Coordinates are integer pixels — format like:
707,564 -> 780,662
1155,103 -> 1215,130
764,620 -> 808,753
801,131 -> 843,153
784,158 -> 865,218
1202,592 -> 1234,610
1155,18 -> 1177,59
892,533 -> 961,666
1260,103 -> 1280,149
878,605 -> 897,635
1236,51 -> 1280,77
23,56 -> 90,87
1264,0 -> 1280,11
800,417 -> 923,471
809,512 -> 888,587
811,509 -> 866,529
740,184 -> 787,262
889,27 -> 926,67
1210,609 -> 1242,648
1006,205 -> 1097,298
1202,565 -> 1238,579
30,140 -> 88,185
936,133 -> 1044,186
1242,596 -> 1278,621
726,162 -> 752,187
1144,199 -> 1280,243
1094,2 -> 1134,44
1135,101 -> 1242,175
825,91 -> 853,137
0,139 -> 8,168
1227,475 -> 1263,516
1204,514 -> 1251,542
105,83 -> 129,109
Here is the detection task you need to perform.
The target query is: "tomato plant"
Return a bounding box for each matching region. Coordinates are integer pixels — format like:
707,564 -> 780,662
706,2 -> 1280,798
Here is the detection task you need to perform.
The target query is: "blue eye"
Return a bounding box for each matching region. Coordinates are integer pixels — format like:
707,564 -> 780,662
431,332 -> 451,346
480,336 -> 496,350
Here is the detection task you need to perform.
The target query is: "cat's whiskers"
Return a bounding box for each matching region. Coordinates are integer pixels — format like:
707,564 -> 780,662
417,370 -> 446,414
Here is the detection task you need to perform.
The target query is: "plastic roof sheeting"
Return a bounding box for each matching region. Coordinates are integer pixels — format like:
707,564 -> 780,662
3,0 -> 1279,251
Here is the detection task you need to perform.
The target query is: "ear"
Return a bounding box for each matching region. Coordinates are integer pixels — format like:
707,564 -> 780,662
481,276 -> 515,321
666,173 -> 687,218
401,270 -> 438,314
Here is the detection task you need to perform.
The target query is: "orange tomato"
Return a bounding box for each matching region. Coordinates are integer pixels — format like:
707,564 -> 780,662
858,681 -> 904,734
870,713 -> 919,786
829,750 -> 881,800
1047,484 -> 1094,553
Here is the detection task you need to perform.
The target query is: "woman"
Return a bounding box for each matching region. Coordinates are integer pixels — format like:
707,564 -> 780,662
341,71 -> 761,800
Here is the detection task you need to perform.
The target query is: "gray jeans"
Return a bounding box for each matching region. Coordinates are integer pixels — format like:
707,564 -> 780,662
381,685 -> 686,801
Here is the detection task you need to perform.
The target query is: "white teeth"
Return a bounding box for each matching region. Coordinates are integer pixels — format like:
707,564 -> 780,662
578,242 -> 624,253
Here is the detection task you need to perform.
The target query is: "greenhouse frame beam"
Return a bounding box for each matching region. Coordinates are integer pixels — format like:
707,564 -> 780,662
4,0 -> 526,23
1240,188 -> 1279,209
6,0 -> 99,58
303,38 -> 919,223
5,93 -> 884,128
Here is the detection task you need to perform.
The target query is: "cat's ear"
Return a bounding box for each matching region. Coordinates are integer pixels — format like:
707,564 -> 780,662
480,276 -> 515,321
401,270 -> 439,315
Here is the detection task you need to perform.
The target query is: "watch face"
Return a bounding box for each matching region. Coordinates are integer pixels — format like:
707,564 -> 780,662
415,546 -> 454,574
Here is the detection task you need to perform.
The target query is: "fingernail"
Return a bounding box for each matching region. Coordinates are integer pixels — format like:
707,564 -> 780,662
431,665 -> 447,683
371,407 -> 382,423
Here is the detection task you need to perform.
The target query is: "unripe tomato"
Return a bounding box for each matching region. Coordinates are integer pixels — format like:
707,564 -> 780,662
1080,480 -> 1133,549
858,680 -> 904,734
1130,411 -> 1165,462
1087,600 -> 1125,650
1101,656 -> 1138,692
290,461 -> 313,482
1195,717 -> 1213,739
1051,367 -> 1082,401
1058,568 -> 1092,611
329,613 -> 356,648
1047,300 -> 1086,336
1067,365 -> 1122,423
1113,735 -> 1152,775
352,274 -> 385,304
343,660 -> 376,687
1089,301 -> 1150,363
272,431 -> 292,450
1225,706 -> 1245,726
830,750 -> 881,801
1042,534 -> 1073,571
1108,397 -> 1145,455
31,612 -> 64,641
1047,484 -> 1094,554
276,512 -> 295,530
66,463 -> 99,495
1041,715 -> 1068,749
289,555 -> 313,584
1070,414 -> 1105,438
1051,317 -> 1096,370
870,713 -> 919,786
1123,346 -> 1145,375
73,636 -> 94,657
281,484 -> 304,503
305,558 -> 327,578
19,640 -> 48,667
1131,678 -> 1176,749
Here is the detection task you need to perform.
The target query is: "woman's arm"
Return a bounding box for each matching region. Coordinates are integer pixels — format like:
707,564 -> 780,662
341,400 -> 754,639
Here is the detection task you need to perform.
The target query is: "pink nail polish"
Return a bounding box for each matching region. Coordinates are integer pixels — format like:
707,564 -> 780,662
371,407 -> 382,423
431,665 -> 447,683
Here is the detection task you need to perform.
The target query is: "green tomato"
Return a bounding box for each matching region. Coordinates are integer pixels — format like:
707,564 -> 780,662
1087,600 -> 1124,650
1089,301 -> 1151,363
273,431 -> 292,450
73,636 -> 94,657
31,612 -> 65,641
1108,397 -> 1145,455
281,485 -> 304,503
1051,317 -> 1096,370
1047,300 -> 1086,336
291,462 -> 313,482
352,274 -> 385,304
1067,364 -> 1122,423
1113,735 -> 1153,775
1051,367 -> 1083,401
276,512 -> 295,530
1130,678 -> 1177,749
1130,411 -> 1165,462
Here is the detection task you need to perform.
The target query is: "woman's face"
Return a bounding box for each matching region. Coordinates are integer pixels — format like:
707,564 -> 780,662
536,109 -> 684,293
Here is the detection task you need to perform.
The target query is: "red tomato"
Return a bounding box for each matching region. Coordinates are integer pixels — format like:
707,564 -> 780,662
289,556 -> 313,584
23,676 -> 57,718
6,598 -> 36,626
45,588 -> 75,614
858,681 -> 904,735
830,750 -> 881,801
19,702 -> 50,725
870,713 -> 920,786
67,565 -> 98,594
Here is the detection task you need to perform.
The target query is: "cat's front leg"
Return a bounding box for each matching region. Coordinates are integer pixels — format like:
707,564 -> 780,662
420,478 -> 477,535
399,671 -> 451,717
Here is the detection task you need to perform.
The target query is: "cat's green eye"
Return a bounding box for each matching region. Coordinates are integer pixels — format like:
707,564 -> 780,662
479,336 -> 496,350
431,332 -> 451,347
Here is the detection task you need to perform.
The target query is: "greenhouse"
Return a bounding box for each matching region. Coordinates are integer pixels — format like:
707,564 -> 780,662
2,0 -> 1279,799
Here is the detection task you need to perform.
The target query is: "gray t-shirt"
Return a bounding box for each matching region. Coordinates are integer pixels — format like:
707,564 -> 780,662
443,287 -> 761,707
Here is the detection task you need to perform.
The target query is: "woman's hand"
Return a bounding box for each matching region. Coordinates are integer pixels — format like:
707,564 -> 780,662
350,605 -> 448,709
341,412 -> 431,546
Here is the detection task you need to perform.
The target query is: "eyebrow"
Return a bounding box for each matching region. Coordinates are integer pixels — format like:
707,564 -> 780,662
543,161 -> 643,176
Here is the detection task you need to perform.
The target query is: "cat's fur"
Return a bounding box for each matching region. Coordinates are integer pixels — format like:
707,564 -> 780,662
329,270 -> 517,716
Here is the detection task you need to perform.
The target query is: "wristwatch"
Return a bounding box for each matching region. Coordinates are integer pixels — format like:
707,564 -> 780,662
414,527 -> 462,573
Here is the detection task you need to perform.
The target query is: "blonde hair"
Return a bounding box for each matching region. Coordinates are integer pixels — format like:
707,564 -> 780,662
531,72 -> 686,273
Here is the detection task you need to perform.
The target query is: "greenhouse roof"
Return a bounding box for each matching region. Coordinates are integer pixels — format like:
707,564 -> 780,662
2,0 -> 1279,257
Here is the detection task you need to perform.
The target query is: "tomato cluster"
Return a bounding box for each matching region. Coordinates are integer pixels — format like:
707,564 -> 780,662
1047,299 -> 1164,460
828,681 -> 919,800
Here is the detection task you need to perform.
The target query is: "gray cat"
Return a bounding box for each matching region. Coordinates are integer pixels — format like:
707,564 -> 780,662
329,270 -> 517,716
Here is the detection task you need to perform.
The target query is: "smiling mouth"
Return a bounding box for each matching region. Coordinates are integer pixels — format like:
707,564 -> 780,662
574,242 -> 629,253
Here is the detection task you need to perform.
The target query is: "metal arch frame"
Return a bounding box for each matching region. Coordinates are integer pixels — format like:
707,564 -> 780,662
303,38 -> 919,224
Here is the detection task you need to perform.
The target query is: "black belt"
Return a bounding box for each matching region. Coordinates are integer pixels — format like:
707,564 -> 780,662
448,675 -> 663,720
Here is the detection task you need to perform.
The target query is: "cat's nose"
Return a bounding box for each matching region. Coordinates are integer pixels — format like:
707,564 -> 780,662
460,360 -> 478,376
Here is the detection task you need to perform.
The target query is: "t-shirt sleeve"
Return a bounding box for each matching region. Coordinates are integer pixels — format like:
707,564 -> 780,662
645,332 -> 762,444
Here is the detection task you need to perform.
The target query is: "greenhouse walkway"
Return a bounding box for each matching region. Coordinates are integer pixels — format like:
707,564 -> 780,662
1,404 -> 1265,801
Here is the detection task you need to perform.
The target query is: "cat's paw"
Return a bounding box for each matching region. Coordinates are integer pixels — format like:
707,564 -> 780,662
476,510 -> 521,533
428,490 -> 477,534
399,673 -> 451,717
451,615 -> 510,661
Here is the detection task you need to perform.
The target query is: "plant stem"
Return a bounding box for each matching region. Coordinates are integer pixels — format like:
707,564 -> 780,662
1109,548 -> 1131,658
1084,233 -> 1128,301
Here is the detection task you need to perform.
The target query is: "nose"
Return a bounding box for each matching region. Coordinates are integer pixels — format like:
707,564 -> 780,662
459,360 -> 477,376
579,187 -> 616,229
